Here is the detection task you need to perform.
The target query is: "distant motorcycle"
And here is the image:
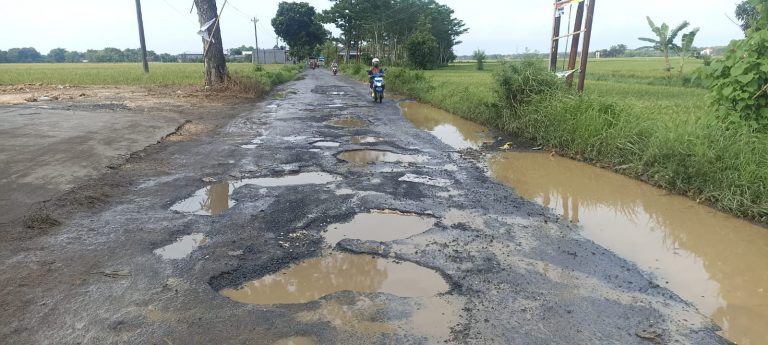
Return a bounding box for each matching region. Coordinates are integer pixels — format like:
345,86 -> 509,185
332,66 -> 338,76
371,72 -> 384,103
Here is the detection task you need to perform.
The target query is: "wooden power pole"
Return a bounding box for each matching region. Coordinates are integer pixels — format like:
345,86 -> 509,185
577,0 -> 596,92
134,0 -> 149,73
565,1 -> 585,88
549,9 -> 562,72
251,17 -> 260,64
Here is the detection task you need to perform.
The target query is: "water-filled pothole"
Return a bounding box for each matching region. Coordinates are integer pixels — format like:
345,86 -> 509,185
219,252 -> 449,304
337,150 -> 428,165
324,210 -> 436,244
351,136 -> 381,144
399,174 -> 451,187
171,173 -> 341,215
326,118 -> 367,128
312,141 -> 341,148
273,337 -> 317,345
154,233 -> 208,259
401,102 -> 494,150
490,152 -> 768,345
232,172 -> 341,188
170,182 -> 235,216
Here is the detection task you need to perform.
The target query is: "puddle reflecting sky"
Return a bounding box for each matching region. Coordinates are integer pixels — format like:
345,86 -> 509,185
327,118 -> 367,128
170,182 -> 235,216
337,150 -> 428,165
324,210 -> 436,244
400,102 -> 494,150
350,136 -> 381,144
220,252 -> 449,304
153,233 -> 207,260
490,152 -> 768,345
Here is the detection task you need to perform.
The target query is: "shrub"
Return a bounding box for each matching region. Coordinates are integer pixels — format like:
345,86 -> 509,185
472,49 -> 486,71
493,59 -> 564,111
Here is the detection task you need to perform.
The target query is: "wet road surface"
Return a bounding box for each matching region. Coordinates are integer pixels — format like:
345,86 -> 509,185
0,69 -> 730,344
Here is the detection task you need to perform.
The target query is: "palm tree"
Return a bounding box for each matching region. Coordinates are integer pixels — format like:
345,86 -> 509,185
678,28 -> 700,75
638,17 -> 690,75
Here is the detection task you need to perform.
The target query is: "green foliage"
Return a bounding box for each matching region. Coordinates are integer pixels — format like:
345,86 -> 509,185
472,50 -> 486,70
6,47 -> 42,63
47,48 -> 67,63
271,2 -> 326,61
678,28 -> 699,75
736,0 -> 759,33
702,0 -> 768,129
406,18 -> 439,70
493,59 -> 563,110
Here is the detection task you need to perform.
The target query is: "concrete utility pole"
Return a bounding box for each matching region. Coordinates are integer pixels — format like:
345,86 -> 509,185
134,0 -> 149,73
252,17 -> 260,64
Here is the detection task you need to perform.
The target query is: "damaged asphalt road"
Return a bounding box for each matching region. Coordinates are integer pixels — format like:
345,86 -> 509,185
0,69 -> 730,344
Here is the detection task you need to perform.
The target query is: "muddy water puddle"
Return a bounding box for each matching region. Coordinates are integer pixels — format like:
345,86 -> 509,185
272,337 -> 317,345
312,141 -> 341,148
170,182 -> 235,216
400,102 -> 494,150
324,210 -> 436,244
337,150 -> 428,165
219,252 -> 449,304
154,233 -> 207,259
171,173 -> 341,215
489,152 -> 768,345
326,118 -> 367,128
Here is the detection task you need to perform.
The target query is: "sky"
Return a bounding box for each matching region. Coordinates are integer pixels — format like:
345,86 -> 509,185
0,0 -> 746,56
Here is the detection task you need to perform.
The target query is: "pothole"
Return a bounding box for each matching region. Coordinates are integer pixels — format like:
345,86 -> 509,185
326,118 -> 367,128
324,210 -> 436,244
398,174 -> 451,187
219,252 -> 449,304
154,233 -> 208,260
312,141 -> 341,148
337,150 -> 428,165
232,172 -> 341,188
400,101 -> 494,150
170,182 -> 236,215
351,136 -> 381,144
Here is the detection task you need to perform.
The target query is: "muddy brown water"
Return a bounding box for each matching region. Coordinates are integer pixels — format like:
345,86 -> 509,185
489,152 -> 768,345
400,102 -> 494,150
324,210 -> 437,244
272,337 -> 318,345
219,252 -> 449,304
170,182 -> 235,216
326,118 -> 367,128
153,233 -> 208,260
337,150 -> 428,165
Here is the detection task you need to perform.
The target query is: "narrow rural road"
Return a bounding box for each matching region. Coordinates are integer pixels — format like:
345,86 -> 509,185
0,69 -> 729,344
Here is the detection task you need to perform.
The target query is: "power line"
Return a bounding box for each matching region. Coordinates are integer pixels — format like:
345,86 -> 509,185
159,0 -> 198,25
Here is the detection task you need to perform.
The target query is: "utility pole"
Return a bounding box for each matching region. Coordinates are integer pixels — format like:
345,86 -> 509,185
134,0 -> 149,73
251,17 -> 260,64
577,0 -> 596,93
566,1 -> 585,87
548,7 -> 562,72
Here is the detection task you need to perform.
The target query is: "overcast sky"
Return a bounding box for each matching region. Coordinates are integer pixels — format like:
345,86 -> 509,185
0,0 -> 746,56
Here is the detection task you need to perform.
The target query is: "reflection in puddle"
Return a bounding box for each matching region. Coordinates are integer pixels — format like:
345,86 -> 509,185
326,118 -> 367,128
272,337 -> 318,345
400,102 -> 494,150
337,150 -> 428,165
219,252 -> 449,304
170,182 -> 235,215
297,299 -> 394,334
232,172 -> 341,188
312,141 -> 341,148
489,152 -> 768,345
324,210 -> 436,244
154,233 -> 208,259
351,136 -> 381,144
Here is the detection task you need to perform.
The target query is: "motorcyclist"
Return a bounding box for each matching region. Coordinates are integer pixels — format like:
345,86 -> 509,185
367,58 -> 383,89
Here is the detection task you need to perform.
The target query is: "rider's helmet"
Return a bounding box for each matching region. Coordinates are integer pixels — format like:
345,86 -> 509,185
372,58 -> 380,67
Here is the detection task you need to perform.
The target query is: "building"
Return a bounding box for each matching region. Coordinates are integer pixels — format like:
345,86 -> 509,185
177,52 -> 204,62
252,48 -> 289,64
338,49 -> 362,63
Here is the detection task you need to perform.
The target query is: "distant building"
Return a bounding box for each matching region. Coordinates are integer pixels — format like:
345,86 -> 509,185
338,49 -> 362,63
700,48 -> 714,56
252,48 -> 289,64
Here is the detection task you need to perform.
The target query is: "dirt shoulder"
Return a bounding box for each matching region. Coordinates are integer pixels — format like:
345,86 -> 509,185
0,84 -> 261,237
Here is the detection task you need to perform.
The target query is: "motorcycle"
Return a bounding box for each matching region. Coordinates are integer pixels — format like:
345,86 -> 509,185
371,72 -> 384,103
332,66 -> 338,76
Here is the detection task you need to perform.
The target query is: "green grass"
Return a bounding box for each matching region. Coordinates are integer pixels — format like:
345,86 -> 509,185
0,63 -> 297,86
343,58 -> 768,223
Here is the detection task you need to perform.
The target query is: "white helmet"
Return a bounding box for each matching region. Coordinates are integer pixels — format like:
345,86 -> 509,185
372,58 -> 380,66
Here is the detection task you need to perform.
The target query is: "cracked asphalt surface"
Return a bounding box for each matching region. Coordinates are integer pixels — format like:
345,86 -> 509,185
0,69 -> 730,344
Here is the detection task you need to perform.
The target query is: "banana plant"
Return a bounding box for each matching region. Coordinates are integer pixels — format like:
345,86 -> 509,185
679,28 -> 700,75
638,17 -> 690,75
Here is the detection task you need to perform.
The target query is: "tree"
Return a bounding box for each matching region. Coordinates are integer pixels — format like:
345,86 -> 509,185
736,1 -> 759,34
7,47 -> 42,63
608,44 -> 627,57
0,50 -> 7,63
638,17 -> 690,74
47,48 -> 67,63
406,17 -> 439,69
473,49 -> 486,70
272,2 -> 326,61
64,51 -> 83,63
194,0 -> 228,86
678,28 -> 700,75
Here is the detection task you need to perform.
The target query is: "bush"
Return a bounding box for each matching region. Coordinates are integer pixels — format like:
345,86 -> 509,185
472,50 -> 486,71
493,59 -> 564,111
